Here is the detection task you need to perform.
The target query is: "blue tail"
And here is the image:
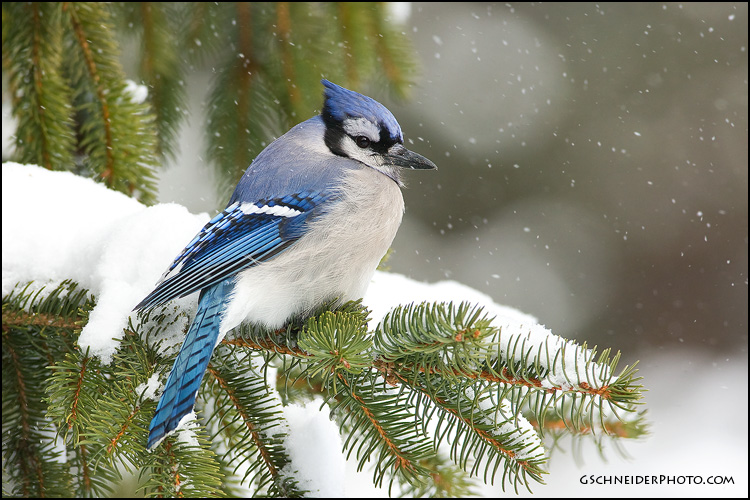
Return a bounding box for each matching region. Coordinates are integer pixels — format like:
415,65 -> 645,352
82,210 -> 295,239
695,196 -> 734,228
147,279 -> 234,449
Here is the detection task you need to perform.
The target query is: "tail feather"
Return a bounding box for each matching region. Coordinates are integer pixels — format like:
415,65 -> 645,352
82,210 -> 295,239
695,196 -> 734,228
147,280 -> 233,450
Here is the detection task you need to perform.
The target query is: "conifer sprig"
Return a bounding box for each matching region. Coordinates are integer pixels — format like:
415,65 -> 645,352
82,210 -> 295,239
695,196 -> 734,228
2,3 -> 159,203
202,347 -> 303,497
4,278 -> 645,496
64,2 -> 158,203
2,3 -> 75,171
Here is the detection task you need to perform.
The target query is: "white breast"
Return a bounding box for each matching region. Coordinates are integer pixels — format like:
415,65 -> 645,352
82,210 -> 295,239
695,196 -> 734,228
220,166 -> 404,333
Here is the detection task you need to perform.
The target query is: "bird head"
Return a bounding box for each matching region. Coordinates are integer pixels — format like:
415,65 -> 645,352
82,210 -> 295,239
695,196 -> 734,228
320,79 -> 436,182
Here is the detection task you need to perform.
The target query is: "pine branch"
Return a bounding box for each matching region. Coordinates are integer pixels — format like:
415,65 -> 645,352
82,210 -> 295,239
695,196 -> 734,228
194,2 -> 422,198
274,2 -> 304,119
62,2 -> 158,203
2,3 -> 75,171
141,425 -> 224,498
370,2 -> 420,98
408,376 -> 547,492
4,276 -> 646,496
47,351 -> 100,440
114,2 -> 187,160
328,371 -> 434,494
376,302 -> 644,432
297,310 -> 373,383
203,348 -> 303,497
398,453 -> 479,498
221,300 -> 645,493
2,280 -> 94,497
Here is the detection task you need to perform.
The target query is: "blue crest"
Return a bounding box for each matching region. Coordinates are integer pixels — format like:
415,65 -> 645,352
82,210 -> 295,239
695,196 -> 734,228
321,79 -> 403,142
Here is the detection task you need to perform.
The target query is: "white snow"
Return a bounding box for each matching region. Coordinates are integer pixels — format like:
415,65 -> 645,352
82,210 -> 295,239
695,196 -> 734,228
281,399 -> 346,497
1,162 -> 668,496
2,162 -> 208,362
124,79 -> 149,104
4,162 -> 568,380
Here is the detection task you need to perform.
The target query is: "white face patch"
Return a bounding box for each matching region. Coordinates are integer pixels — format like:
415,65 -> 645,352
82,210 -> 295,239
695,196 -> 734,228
337,135 -> 376,165
337,135 -> 402,185
342,117 -> 381,142
239,203 -> 302,218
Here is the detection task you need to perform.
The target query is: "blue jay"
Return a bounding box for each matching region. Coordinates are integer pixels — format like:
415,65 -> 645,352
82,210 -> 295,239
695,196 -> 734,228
135,79 -> 436,449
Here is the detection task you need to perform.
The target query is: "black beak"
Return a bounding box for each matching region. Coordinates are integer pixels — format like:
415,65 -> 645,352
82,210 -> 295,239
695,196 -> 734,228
385,144 -> 437,170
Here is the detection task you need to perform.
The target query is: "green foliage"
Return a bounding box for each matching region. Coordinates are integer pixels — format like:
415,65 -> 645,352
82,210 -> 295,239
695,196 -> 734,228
2,2 -> 158,204
376,301 -> 499,379
64,2 -> 159,203
141,423 -> 224,498
114,3 -> 187,160
2,2 -> 420,206
2,283 -> 223,497
202,347 -> 301,497
329,370 -> 435,493
2,3 -> 647,497
2,3 -> 75,172
3,280 -> 647,497
298,310 -> 373,383
196,1 -> 420,199
2,281 -> 95,497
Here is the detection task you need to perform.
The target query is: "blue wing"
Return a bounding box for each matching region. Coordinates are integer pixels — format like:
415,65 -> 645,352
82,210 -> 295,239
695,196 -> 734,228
134,190 -> 333,311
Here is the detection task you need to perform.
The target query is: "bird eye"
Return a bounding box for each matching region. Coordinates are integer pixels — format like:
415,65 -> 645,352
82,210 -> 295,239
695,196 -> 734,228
355,136 -> 371,149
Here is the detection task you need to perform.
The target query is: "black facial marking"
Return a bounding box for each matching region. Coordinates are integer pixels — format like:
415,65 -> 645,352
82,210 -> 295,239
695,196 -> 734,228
323,113 -> 399,160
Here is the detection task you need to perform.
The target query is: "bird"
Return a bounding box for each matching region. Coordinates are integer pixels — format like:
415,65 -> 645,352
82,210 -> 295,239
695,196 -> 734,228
134,79 -> 436,449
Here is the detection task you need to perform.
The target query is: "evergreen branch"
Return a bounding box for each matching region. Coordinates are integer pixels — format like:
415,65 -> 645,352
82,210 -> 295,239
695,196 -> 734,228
327,371 -> 434,494
2,280 -> 90,497
499,344 -> 644,436
335,2 -> 362,88
206,364 -> 280,480
180,3 -> 235,64
400,373 -> 547,492
530,407 -> 648,439
275,2 -> 304,118
46,350 -> 104,442
226,300 -> 371,361
3,309 -> 81,330
2,3 -> 76,170
63,2 -> 158,203
375,359 -> 632,404
75,442 -> 95,497
206,28 -> 280,198
296,310 -> 373,388
375,301 -> 500,385
2,274 -> 646,495
370,2 -> 420,98
64,326 -> 154,492
2,280 -> 91,322
141,425 -> 224,498
372,3 -> 403,86
204,348 -> 303,497
398,453 -> 479,498
223,335 -> 308,358
65,3 -> 116,180
372,301 -> 647,490
137,2 -> 185,160
1,324 -> 47,497
376,302 -> 643,432
114,2 -> 187,160
80,379 -> 149,471
221,300 -> 644,492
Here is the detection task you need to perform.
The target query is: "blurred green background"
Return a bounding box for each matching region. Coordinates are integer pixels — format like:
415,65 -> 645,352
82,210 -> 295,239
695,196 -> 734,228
392,3 -> 748,359
3,2 -> 746,496
157,2 -> 747,362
